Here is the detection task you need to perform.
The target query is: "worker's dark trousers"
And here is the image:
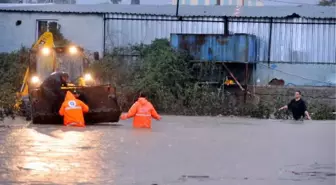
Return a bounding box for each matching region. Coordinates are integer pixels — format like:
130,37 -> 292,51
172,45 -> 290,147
52,92 -> 66,114
42,91 -> 63,114
51,97 -> 61,114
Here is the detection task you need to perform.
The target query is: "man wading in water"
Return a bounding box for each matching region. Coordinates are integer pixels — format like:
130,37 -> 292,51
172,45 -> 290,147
279,91 -> 312,121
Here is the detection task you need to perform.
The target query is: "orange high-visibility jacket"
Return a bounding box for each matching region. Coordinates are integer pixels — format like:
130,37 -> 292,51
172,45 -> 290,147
59,91 -> 89,127
121,97 -> 161,128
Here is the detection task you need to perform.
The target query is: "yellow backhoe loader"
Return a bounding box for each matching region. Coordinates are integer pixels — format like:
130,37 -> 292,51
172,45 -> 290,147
16,32 -> 121,124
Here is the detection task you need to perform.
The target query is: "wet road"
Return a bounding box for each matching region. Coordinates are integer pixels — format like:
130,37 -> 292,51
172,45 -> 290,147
0,116 -> 335,185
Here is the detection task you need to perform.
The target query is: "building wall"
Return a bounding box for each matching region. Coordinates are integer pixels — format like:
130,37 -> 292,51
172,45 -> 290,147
255,63 -> 336,86
0,12 -> 104,56
0,11 -> 334,86
105,14 -> 336,86
105,15 -> 336,64
172,0 -> 264,6
105,14 -> 225,49
228,17 -> 336,86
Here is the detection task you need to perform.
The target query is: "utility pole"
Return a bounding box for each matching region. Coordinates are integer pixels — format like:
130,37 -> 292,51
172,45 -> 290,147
244,34 -> 249,103
176,0 -> 180,17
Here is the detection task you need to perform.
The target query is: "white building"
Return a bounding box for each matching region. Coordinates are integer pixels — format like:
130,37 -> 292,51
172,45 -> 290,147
0,4 -> 105,56
0,4 -> 335,86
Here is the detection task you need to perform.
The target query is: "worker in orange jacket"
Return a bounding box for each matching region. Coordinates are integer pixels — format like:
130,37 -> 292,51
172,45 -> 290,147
120,93 -> 161,128
59,91 -> 89,127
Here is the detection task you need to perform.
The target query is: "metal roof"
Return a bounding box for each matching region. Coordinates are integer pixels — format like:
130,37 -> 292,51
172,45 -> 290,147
0,4 -> 335,18
0,3 -> 55,7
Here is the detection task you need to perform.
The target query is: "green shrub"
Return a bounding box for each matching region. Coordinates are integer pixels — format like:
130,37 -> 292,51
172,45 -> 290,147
88,39 -> 335,120
0,48 -> 28,120
1,39 -> 334,121
132,39 -> 194,104
310,103 -> 336,120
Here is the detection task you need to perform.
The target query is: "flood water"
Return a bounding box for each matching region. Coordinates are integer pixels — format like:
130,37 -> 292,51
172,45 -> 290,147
0,116 -> 335,185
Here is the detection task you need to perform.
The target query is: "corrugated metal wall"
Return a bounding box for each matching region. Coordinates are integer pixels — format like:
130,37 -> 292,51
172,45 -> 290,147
105,15 -> 336,64
105,14 -> 223,50
228,18 -> 270,62
104,14 -> 336,86
270,18 -> 336,64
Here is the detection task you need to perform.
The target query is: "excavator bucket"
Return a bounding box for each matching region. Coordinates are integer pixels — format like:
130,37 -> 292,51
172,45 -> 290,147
30,85 -> 122,124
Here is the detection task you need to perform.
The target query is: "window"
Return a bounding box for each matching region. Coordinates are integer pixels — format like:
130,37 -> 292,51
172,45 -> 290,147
36,20 -> 59,39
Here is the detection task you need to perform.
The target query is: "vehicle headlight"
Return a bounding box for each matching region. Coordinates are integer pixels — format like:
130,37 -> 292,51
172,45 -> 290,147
84,73 -> 93,81
31,76 -> 40,84
69,46 -> 78,54
41,47 -> 51,56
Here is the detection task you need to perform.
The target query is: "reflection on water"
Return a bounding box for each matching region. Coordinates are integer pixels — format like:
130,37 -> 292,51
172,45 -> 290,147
3,127 -> 112,184
0,117 -> 335,185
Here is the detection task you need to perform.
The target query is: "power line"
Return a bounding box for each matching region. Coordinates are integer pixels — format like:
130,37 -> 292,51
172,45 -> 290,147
262,0 -> 316,5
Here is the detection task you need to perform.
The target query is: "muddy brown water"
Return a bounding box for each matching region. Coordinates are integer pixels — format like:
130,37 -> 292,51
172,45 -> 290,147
0,116 -> 335,185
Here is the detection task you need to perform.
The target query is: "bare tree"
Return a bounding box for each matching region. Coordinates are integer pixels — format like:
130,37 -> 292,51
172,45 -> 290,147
131,0 -> 139,4
110,0 -> 121,4
318,0 -> 335,6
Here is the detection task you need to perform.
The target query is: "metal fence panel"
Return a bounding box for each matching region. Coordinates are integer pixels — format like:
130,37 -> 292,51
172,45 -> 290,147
228,18 -> 270,63
105,14 -> 336,65
105,14 -> 223,50
270,18 -> 336,64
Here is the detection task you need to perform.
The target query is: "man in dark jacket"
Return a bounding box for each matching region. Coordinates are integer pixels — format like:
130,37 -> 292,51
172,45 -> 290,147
40,71 -> 69,113
279,91 -> 312,121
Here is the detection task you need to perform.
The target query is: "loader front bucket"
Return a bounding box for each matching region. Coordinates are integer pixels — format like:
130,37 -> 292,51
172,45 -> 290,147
30,85 -> 122,124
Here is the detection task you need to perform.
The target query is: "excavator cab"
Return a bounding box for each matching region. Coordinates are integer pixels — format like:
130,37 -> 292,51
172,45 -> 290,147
19,32 -> 121,124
